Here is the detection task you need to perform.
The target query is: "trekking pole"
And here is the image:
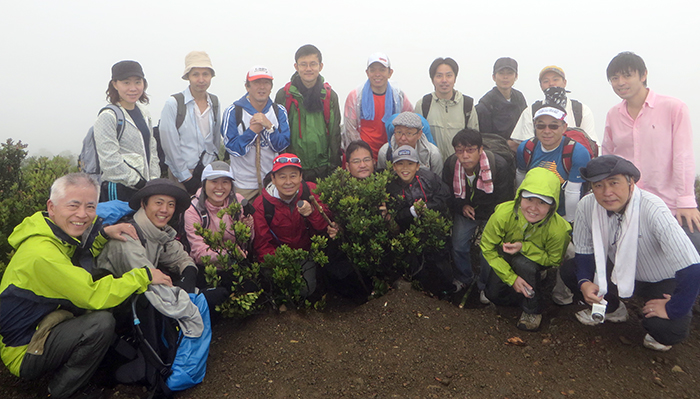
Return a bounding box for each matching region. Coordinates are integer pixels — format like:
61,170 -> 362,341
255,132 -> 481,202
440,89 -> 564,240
255,135 -> 263,194
309,196 -> 335,227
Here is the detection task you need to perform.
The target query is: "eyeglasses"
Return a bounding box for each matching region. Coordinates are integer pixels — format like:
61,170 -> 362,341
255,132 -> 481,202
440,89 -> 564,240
394,130 -> 420,137
297,62 -> 320,69
349,157 -> 373,165
454,146 -> 479,155
535,123 -> 563,131
273,156 -> 301,165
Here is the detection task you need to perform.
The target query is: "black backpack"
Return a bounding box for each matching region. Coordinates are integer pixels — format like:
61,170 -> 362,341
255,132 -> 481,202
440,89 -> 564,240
153,93 -> 220,175
420,93 -> 474,126
79,105 -> 126,182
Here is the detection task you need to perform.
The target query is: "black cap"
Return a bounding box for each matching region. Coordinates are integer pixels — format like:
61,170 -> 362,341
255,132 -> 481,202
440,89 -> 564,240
129,178 -> 191,214
580,155 -> 641,183
111,60 -> 145,81
493,57 -> 518,74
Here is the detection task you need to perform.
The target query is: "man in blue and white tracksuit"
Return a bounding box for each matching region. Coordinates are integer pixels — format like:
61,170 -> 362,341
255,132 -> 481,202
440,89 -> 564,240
221,65 -> 290,200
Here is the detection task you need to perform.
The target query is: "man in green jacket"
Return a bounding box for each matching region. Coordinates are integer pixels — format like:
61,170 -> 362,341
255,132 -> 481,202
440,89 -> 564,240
275,44 -> 341,182
0,173 -> 172,399
481,168 -> 571,331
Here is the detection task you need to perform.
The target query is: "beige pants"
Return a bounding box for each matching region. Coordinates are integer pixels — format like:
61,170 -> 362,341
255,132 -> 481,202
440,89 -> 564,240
235,187 -> 260,201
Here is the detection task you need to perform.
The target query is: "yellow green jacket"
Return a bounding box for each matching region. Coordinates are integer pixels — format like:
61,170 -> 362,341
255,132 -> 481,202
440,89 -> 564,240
480,168 -> 571,286
0,212 -> 151,376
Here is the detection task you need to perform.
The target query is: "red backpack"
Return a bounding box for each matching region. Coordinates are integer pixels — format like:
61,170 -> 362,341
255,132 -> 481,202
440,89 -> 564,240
523,129 -> 597,176
283,81 -> 332,139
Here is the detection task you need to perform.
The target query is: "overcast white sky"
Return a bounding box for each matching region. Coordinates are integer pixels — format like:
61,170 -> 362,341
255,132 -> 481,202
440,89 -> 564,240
2,0 -> 699,171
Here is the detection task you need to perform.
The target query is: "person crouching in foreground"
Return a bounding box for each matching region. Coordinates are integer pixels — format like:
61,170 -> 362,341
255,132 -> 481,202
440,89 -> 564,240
481,168 -> 571,331
559,155 -> 700,351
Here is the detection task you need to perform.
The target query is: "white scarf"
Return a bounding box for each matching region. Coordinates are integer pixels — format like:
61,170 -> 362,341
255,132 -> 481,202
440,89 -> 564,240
591,187 -> 640,298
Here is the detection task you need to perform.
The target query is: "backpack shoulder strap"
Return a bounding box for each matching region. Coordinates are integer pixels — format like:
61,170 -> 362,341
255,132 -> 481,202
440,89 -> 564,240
571,99 -> 583,127
560,136 -> 575,175
421,94 -> 432,118
386,144 -> 393,162
300,181 -> 312,202
523,137 -> 537,168
283,82 -> 294,116
101,105 -> 126,140
262,195 -> 275,229
462,95 -> 474,126
122,218 -> 147,247
172,93 -> 186,130
271,102 -> 280,120
210,94 -> 219,125
235,105 -> 245,131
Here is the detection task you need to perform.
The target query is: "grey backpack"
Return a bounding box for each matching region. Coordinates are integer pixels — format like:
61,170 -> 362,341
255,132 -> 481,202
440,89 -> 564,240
79,105 -> 126,182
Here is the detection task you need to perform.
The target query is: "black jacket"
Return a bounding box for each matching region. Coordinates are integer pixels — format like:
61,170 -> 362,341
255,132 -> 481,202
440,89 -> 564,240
475,87 -> 527,140
442,149 -> 515,221
387,168 -> 451,231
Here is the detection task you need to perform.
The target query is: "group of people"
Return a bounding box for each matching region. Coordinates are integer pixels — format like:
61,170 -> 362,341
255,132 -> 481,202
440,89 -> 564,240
2,46 -> 700,399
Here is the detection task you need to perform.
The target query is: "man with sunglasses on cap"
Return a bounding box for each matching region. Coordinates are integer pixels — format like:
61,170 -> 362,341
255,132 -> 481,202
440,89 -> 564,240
515,105 -> 591,222
509,66 -> 597,153
252,153 -> 334,298
559,155 -> 700,351
222,66 -> 291,200
159,51 -> 221,195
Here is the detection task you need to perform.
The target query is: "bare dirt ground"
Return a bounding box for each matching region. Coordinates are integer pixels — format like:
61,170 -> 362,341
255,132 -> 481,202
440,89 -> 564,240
2,275 -> 699,399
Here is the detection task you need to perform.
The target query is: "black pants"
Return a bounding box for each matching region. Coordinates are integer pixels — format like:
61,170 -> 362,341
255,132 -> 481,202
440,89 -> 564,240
19,311 -> 115,399
484,254 -> 545,314
560,259 -> 692,345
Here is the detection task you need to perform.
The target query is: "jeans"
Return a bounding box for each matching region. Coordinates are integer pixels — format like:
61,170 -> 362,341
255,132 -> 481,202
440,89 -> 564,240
452,214 -> 488,290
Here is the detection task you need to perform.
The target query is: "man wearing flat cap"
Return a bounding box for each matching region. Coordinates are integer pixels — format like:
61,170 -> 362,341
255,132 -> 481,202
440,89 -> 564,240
159,51 -> 221,195
376,111 -> 443,175
560,155 -> 700,351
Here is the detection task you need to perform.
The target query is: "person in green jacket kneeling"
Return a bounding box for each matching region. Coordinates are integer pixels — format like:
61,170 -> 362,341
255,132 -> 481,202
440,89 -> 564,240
480,168 -> 571,331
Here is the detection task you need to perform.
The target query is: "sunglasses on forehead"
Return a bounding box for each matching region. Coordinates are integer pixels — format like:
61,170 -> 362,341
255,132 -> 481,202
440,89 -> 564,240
274,156 -> 301,165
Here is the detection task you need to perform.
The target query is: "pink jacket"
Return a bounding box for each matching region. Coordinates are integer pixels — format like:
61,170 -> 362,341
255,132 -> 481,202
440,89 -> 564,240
184,188 -> 252,265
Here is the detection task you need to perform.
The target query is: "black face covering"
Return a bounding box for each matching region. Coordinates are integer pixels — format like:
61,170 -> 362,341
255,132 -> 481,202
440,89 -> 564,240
542,86 -> 568,110
291,73 -> 323,113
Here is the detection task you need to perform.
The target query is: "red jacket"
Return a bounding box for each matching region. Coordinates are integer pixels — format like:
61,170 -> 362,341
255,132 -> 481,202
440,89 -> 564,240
252,181 -> 331,262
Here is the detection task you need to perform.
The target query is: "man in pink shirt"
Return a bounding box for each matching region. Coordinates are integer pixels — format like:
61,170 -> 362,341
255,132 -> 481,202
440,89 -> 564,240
603,51 -> 700,249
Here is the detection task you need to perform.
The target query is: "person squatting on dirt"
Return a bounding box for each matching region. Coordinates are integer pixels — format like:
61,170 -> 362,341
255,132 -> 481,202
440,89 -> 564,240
386,145 -> 454,293
185,161 -> 254,268
95,60 -> 161,202
0,173 -> 172,399
559,156 -> 700,351
274,44 -> 342,183
159,51 -> 221,195
377,111 -> 443,175
221,66 -> 291,200
96,179 -> 213,331
442,128 -> 515,301
481,168 -> 571,332
252,153 -> 334,299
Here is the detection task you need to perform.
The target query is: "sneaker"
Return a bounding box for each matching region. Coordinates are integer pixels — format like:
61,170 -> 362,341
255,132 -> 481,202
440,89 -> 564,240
517,312 -> 542,331
575,301 -> 629,326
643,333 -> 672,352
479,290 -> 490,305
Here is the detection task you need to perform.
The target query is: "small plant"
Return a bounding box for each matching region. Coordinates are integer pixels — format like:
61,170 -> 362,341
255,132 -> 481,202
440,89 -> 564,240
196,201 -> 261,318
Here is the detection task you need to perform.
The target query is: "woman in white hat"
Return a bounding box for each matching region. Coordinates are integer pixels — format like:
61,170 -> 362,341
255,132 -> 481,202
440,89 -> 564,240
184,161 -> 254,268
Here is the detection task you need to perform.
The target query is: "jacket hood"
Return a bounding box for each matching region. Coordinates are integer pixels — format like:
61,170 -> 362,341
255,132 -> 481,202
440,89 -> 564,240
8,211 -> 95,251
515,168 -> 561,222
234,94 -> 274,115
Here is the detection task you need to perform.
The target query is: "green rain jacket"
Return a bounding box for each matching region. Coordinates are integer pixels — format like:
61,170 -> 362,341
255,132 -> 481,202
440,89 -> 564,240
0,212 -> 151,376
274,73 -> 341,181
480,168 -> 572,286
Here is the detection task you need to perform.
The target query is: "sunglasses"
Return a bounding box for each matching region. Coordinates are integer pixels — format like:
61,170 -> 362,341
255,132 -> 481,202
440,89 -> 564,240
535,123 -> 563,131
274,156 -> 301,165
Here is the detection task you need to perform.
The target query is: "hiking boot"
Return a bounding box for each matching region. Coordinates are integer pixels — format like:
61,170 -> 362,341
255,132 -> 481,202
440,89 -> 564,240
517,312 -> 542,331
643,334 -> 672,352
575,301 -> 628,326
479,290 -> 490,305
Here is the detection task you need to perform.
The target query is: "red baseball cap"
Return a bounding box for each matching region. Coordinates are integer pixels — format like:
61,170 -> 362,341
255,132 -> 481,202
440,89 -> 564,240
272,153 -> 302,172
